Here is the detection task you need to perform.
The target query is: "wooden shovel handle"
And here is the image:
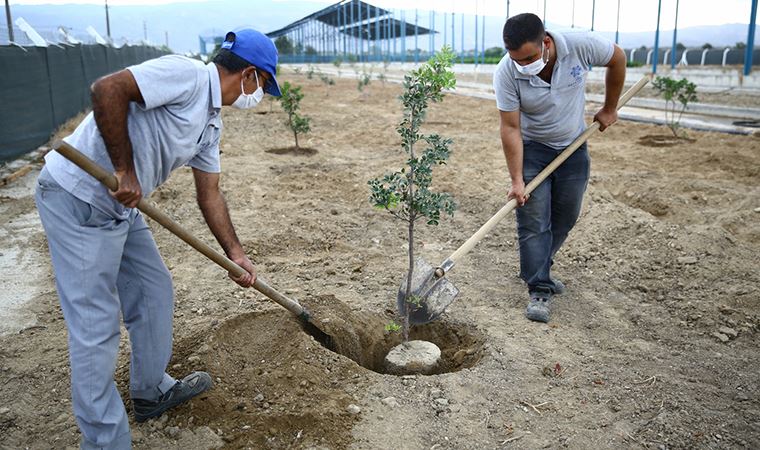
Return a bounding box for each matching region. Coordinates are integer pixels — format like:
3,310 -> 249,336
437,75 -> 650,276
53,141 -> 309,320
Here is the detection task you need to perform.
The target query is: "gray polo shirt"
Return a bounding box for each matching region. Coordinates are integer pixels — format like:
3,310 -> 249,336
493,30 -> 614,149
45,55 -> 223,219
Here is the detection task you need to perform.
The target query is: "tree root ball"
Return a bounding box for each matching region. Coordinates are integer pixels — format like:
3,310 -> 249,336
384,340 -> 441,375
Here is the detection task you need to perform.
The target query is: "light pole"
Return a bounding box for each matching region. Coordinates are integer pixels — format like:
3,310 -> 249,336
670,0 -> 679,68
591,0 -> 596,31
4,0 -> 13,42
571,0 -> 575,28
543,0 -> 546,25
653,0 -> 662,74
615,0 -> 621,44
105,0 -> 111,39
745,0 -> 758,76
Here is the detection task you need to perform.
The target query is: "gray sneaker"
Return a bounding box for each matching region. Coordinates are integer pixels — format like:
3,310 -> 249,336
551,278 -> 565,295
525,291 -> 552,323
133,371 -> 213,423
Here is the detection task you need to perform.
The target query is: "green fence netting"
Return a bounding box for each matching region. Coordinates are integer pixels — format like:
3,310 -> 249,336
0,44 -> 168,163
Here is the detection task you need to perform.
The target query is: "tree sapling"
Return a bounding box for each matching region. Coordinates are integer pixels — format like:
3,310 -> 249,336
651,76 -> 698,137
369,47 -> 457,341
277,81 -> 311,149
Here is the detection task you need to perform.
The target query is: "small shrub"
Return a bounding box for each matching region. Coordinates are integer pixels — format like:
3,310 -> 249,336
306,65 -> 315,80
276,81 -> 311,149
357,72 -> 371,92
652,76 -> 698,137
319,73 -> 335,86
384,321 -> 401,333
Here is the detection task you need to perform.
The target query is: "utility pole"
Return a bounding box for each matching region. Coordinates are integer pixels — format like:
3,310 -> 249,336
507,0 -> 510,19
105,0 -> 111,39
670,0 -> 679,68
571,0 -> 574,28
164,30 -> 169,48
143,20 -> 147,41
653,0 -> 662,74
615,0 -> 621,43
591,0 -> 596,31
745,0 -> 758,76
4,0 -> 14,42
543,0 -> 546,25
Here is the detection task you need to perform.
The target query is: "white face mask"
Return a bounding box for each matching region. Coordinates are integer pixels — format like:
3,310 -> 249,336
513,42 -> 547,76
231,69 -> 264,109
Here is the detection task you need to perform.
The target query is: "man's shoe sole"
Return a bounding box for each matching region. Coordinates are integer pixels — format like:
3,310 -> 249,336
134,372 -> 213,422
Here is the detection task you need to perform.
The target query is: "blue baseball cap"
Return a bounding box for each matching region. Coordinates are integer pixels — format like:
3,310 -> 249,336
221,28 -> 281,97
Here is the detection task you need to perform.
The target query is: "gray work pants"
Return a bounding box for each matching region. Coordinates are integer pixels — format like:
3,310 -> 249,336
35,168 -> 176,450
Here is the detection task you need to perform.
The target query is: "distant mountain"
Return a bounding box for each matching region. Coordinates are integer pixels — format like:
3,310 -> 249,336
3,1 -> 757,54
594,23 -> 758,49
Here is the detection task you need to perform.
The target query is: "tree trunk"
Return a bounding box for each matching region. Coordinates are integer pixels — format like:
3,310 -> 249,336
402,106 -> 418,343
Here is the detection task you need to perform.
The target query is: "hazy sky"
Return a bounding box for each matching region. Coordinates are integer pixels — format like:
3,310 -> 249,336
8,0 -> 757,33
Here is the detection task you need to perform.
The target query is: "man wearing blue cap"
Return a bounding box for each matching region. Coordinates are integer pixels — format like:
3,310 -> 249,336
35,28 -> 279,449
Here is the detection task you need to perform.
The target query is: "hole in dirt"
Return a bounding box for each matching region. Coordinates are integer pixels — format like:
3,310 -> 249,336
302,295 -> 485,375
637,134 -> 696,147
265,147 -> 318,156
142,296 -> 483,447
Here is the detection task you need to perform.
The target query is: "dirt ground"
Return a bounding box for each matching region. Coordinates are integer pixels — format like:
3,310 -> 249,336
1,71 -> 760,449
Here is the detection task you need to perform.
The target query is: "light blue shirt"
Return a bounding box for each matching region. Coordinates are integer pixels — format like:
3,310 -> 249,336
45,55 -> 223,219
493,30 -> 614,149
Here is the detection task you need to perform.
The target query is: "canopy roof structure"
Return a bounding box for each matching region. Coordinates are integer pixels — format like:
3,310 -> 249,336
265,0 -> 437,63
267,0 -> 434,42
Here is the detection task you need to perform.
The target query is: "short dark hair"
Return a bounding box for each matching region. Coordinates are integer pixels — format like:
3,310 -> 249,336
212,48 -> 251,73
503,13 -> 545,51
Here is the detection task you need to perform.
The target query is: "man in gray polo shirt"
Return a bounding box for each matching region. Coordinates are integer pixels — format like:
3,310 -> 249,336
36,28 -> 280,449
493,13 -> 626,323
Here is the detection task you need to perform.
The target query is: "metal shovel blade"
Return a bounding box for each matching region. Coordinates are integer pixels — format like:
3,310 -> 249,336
397,257 -> 460,325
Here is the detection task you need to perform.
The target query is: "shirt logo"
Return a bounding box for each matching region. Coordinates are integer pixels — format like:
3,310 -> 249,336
570,65 -> 584,85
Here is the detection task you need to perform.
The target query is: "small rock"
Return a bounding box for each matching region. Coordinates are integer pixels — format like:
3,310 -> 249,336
187,355 -> 201,363
754,207 -> 760,213
712,332 -> 730,343
0,407 -> 10,415
166,426 -> 180,438
718,326 -> 738,338
430,388 -> 443,398
384,340 -> 441,375
735,392 -> 750,401
172,364 -> 182,370
677,256 -> 698,265
381,397 -> 399,408
346,404 -> 361,415
254,393 -> 264,403
433,398 -> 449,406
263,402 -> 270,409
132,429 -> 144,442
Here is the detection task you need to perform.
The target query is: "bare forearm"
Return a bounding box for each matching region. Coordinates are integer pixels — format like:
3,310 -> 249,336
501,126 -> 524,183
198,190 -> 244,257
603,46 -> 627,110
91,77 -> 135,172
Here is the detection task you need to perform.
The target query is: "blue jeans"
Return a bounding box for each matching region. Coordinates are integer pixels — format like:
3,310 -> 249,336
515,139 -> 590,295
35,168 -> 177,450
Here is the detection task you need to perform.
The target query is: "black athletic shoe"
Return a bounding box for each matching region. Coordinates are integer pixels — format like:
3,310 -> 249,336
133,371 -> 213,423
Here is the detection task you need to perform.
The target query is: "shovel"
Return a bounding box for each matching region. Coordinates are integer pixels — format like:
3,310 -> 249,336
399,75 -> 650,325
53,141 -> 316,325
